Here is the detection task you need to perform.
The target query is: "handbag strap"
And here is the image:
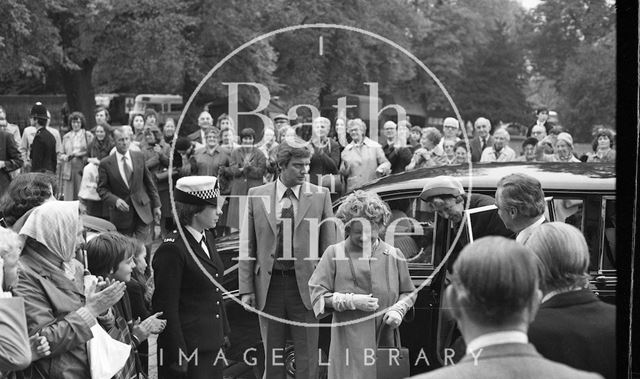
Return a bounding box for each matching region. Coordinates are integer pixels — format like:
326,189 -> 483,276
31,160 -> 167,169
376,323 -> 402,348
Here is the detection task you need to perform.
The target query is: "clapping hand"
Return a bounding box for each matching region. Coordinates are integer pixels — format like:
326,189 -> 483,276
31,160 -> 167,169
85,279 -> 126,317
141,312 -> 167,334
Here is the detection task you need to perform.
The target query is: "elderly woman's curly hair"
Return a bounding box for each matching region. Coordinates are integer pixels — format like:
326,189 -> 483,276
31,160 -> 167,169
335,190 -> 391,230
0,173 -> 57,227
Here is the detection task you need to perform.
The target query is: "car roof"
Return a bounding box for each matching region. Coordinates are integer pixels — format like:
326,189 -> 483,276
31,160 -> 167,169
358,162 -> 616,196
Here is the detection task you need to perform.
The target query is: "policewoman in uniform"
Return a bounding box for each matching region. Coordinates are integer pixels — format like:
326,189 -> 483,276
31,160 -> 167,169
152,176 -> 230,379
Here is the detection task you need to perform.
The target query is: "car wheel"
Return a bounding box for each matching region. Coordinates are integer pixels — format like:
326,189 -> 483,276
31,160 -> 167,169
284,344 -> 328,379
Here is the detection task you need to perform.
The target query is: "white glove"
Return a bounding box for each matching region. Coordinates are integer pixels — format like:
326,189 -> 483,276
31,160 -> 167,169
383,309 -> 403,328
332,293 -> 379,312
351,294 -> 379,312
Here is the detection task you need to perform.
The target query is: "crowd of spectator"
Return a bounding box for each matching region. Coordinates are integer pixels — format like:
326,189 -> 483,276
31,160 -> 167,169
0,101 -> 617,379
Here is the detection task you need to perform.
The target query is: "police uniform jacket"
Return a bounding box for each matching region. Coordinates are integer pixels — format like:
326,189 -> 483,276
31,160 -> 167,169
152,228 -> 230,368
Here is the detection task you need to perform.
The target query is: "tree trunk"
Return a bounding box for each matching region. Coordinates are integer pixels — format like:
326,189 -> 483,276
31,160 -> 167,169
60,61 -> 97,128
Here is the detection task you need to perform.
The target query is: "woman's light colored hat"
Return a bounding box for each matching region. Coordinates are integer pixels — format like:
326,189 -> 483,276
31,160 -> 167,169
419,176 -> 464,202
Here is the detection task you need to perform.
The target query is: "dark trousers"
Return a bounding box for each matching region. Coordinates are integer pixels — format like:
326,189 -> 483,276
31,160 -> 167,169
258,274 -> 319,379
117,210 -> 151,243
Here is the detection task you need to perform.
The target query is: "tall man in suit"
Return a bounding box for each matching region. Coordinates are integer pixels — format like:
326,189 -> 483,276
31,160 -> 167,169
239,141 -> 336,378
410,237 -> 602,379
97,127 -> 161,242
469,117 -> 493,163
153,176 -> 230,379
495,173 -> 546,244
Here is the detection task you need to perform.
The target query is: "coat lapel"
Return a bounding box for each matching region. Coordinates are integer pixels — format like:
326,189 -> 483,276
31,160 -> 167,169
295,183 -> 314,229
263,182 -> 278,235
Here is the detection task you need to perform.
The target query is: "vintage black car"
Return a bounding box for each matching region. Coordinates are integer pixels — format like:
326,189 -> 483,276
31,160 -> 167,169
216,162 -> 616,378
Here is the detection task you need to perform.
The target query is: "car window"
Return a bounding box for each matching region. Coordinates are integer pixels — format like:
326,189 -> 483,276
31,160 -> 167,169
582,196 -> 603,272
554,198 -> 584,230
385,197 -> 436,266
600,197 -> 615,271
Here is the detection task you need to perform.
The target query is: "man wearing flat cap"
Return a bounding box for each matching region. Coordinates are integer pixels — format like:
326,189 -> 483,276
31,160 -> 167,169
272,114 -> 290,142
153,176 -> 230,379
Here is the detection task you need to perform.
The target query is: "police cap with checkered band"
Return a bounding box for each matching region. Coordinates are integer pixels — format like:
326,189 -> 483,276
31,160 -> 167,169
175,176 -> 220,206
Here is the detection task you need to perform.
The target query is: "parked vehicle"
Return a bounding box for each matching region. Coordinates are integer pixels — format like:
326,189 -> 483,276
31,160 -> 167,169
95,93 -> 136,126
129,94 -> 183,125
216,162 -> 616,377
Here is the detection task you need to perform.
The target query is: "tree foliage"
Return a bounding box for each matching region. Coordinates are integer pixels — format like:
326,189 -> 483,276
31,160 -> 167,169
0,0 -> 615,140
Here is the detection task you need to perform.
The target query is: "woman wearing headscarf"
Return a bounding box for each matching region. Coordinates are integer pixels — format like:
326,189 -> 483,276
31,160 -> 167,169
308,191 -> 415,379
11,201 -> 126,379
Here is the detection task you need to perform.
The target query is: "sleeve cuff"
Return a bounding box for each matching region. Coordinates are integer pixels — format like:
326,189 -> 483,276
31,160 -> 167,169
77,306 -> 97,328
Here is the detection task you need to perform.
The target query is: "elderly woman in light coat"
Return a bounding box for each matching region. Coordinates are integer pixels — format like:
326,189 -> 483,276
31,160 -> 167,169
309,191 -> 415,379
12,201 -> 126,379
339,119 -> 390,193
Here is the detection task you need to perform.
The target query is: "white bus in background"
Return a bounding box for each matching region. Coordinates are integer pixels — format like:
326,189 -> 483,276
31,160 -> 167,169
129,94 -> 184,125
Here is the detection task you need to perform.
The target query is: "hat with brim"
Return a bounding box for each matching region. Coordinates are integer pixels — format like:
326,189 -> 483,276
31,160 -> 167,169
30,102 -> 49,120
419,176 -> 464,202
175,176 -> 220,206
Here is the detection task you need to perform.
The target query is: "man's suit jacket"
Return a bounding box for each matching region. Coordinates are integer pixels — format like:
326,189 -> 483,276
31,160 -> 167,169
528,289 -> 615,379
97,150 -> 161,230
0,130 -> 22,193
152,228 -> 230,370
469,135 -> 494,163
410,343 -> 603,379
239,181 -> 336,311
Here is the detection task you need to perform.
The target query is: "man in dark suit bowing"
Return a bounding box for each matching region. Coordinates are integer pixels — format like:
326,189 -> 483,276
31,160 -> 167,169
239,140 -> 336,379
97,127 -> 161,242
495,173 -> 546,245
153,176 -> 230,379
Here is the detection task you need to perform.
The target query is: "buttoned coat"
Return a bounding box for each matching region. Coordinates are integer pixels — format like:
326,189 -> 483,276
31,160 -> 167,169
238,181 -> 336,311
97,150 -> 161,230
152,228 -> 230,373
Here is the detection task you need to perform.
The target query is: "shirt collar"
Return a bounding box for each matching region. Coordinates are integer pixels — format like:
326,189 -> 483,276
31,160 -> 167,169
115,150 -> 131,162
516,215 -> 546,244
276,178 -> 301,200
185,225 -> 204,243
466,331 -> 528,354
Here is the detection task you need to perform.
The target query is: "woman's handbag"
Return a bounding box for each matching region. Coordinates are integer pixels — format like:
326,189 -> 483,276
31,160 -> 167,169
376,324 -> 410,379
